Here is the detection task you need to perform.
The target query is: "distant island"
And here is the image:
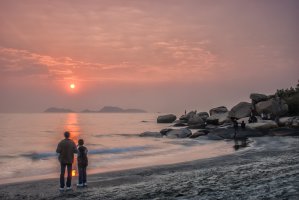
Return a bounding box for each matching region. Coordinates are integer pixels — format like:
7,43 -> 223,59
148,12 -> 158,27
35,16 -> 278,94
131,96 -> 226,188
98,106 -> 147,113
44,107 -> 74,113
44,106 -> 147,113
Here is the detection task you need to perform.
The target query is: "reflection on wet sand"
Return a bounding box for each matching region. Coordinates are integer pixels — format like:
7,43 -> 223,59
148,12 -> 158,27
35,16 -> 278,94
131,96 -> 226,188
233,138 -> 250,151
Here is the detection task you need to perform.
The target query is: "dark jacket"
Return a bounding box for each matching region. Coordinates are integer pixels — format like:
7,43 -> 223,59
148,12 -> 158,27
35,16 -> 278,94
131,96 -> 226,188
56,139 -> 77,164
77,145 -> 88,167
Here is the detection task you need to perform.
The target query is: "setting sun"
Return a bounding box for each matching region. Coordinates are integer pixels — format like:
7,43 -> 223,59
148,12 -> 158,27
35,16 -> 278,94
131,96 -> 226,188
70,83 -> 76,89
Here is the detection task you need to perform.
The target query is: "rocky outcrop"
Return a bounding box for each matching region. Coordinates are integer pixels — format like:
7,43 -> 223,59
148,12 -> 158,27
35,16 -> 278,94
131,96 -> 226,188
246,120 -> 278,130
209,106 -> 228,116
157,114 -> 177,123
206,112 -> 230,125
229,102 -> 252,119
255,98 -> 288,116
197,112 -> 209,121
188,114 -> 205,125
250,93 -> 268,103
165,128 -> 192,138
139,131 -> 162,137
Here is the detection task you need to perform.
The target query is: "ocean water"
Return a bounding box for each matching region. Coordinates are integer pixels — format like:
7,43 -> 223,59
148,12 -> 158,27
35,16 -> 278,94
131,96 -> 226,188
0,113 -> 235,184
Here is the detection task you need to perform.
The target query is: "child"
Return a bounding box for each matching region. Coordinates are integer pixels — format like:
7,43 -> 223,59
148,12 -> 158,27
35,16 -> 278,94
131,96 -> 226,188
77,139 -> 88,187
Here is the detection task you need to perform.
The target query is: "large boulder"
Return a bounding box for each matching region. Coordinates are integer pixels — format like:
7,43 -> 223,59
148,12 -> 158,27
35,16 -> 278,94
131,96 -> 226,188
157,114 -> 177,123
250,93 -> 268,103
197,112 -> 209,120
255,98 -> 288,116
188,114 -> 205,125
246,120 -> 278,130
206,112 -> 230,125
166,128 -> 192,138
209,106 -> 228,116
278,117 -> 293,126
229,102 -> 252,119
140,131 -> 162,137
285,116 -> 299,128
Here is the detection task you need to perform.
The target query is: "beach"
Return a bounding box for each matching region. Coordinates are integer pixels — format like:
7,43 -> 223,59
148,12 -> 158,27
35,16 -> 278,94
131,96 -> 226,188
1,136 -> 298,200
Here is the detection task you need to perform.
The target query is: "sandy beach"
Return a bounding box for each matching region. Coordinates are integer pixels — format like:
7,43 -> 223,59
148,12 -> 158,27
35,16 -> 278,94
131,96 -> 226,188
0,136 -> 298,200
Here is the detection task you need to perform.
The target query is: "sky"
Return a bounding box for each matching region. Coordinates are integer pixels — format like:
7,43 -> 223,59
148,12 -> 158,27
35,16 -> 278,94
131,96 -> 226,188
0,0 -> 298,113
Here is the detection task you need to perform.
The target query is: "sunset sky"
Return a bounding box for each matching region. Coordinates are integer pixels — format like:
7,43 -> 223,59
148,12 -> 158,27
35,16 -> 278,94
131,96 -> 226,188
0,0 -> 298,113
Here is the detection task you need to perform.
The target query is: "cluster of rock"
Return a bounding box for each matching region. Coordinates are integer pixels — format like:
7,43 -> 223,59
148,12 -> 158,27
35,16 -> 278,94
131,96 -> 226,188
143,93 -> 299,140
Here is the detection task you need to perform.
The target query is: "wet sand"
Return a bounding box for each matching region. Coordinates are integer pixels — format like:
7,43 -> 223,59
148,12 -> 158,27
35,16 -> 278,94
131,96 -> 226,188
0,137 -> 298,200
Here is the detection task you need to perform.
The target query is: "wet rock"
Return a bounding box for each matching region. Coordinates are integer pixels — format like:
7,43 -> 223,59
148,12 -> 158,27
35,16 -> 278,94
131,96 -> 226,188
160,128 -> 173,136
229,102 -> 252,119
246,120 -> 278,130
157,114 -> 177,123
208,127 -> 265,139
166,128 -> 192,138
173,123 -> 187,127
190,130 -> 209,138
250,93 -> 268,103
209,106 -> 228,116
197,112 -> 209,121
140,131 -> 162,137
188,114 -> 205,125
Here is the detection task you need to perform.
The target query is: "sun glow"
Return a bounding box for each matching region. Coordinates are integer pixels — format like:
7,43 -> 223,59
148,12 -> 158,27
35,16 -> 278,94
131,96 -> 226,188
70,83 -> 75,89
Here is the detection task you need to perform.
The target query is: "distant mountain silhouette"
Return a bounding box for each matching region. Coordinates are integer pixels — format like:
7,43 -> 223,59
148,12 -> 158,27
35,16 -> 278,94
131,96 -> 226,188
81,109 -> 98,113
44,107 -> 74,113
99,106 -> 147,113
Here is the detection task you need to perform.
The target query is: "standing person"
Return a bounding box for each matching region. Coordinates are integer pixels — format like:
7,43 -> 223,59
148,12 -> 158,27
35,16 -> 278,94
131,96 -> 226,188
56,131 -> 77,191
233,119 -> 238,139
77,139 -> 88,187
241,121 -> 246,130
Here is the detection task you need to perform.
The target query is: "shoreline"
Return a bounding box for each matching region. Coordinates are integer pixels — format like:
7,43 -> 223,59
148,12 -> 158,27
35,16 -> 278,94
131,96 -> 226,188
1,136 -> 298,199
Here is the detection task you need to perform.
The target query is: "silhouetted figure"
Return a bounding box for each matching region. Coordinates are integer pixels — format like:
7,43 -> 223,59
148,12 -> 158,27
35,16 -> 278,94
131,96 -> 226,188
77,139 -> 88,187
56,131 -> 77,191
233,119 -> 238,139
185,110 -> 187,115
241,121 -> 246,130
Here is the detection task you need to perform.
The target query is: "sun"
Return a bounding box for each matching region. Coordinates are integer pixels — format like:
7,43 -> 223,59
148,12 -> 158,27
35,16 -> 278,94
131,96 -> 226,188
70,83 -> 76,89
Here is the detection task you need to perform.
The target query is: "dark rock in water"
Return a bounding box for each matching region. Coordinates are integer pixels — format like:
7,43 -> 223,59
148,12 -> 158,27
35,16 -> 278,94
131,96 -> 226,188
139,131 -> 162,137
188,124 -> 206,129
205,124 -> 218,129
179,115 -> 188,121
209,106 -> 228,116
157,114 -> 177,123
255,98 -> 288,116
166,128 -> 192,138
160,128 -> 173,136
190,130 -> 209,138
174,119 -> 188,124
44,107 -> 74,113
250,93 -> 268,103
173,123 -> 187,127
269,127 -> 299,136
229,102 -> 252,119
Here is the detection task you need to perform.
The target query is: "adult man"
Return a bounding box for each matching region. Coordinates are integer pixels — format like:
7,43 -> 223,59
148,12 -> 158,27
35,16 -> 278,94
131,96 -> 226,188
56,131 -> 77,191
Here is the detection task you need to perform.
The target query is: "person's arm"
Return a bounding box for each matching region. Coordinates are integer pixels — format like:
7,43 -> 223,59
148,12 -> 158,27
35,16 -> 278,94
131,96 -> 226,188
56,142 -> 61,153
73,142 -> 78,154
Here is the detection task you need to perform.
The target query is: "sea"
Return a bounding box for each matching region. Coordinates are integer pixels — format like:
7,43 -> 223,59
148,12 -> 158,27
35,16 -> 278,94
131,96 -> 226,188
0,113 -> 236,184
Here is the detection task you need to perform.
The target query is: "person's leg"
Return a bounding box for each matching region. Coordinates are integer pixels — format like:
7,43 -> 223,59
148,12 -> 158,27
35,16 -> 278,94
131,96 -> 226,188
78,166 -> 83,185
66,164 -> 72,188
60,163 -> 66,188
83,167 -> 87,184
